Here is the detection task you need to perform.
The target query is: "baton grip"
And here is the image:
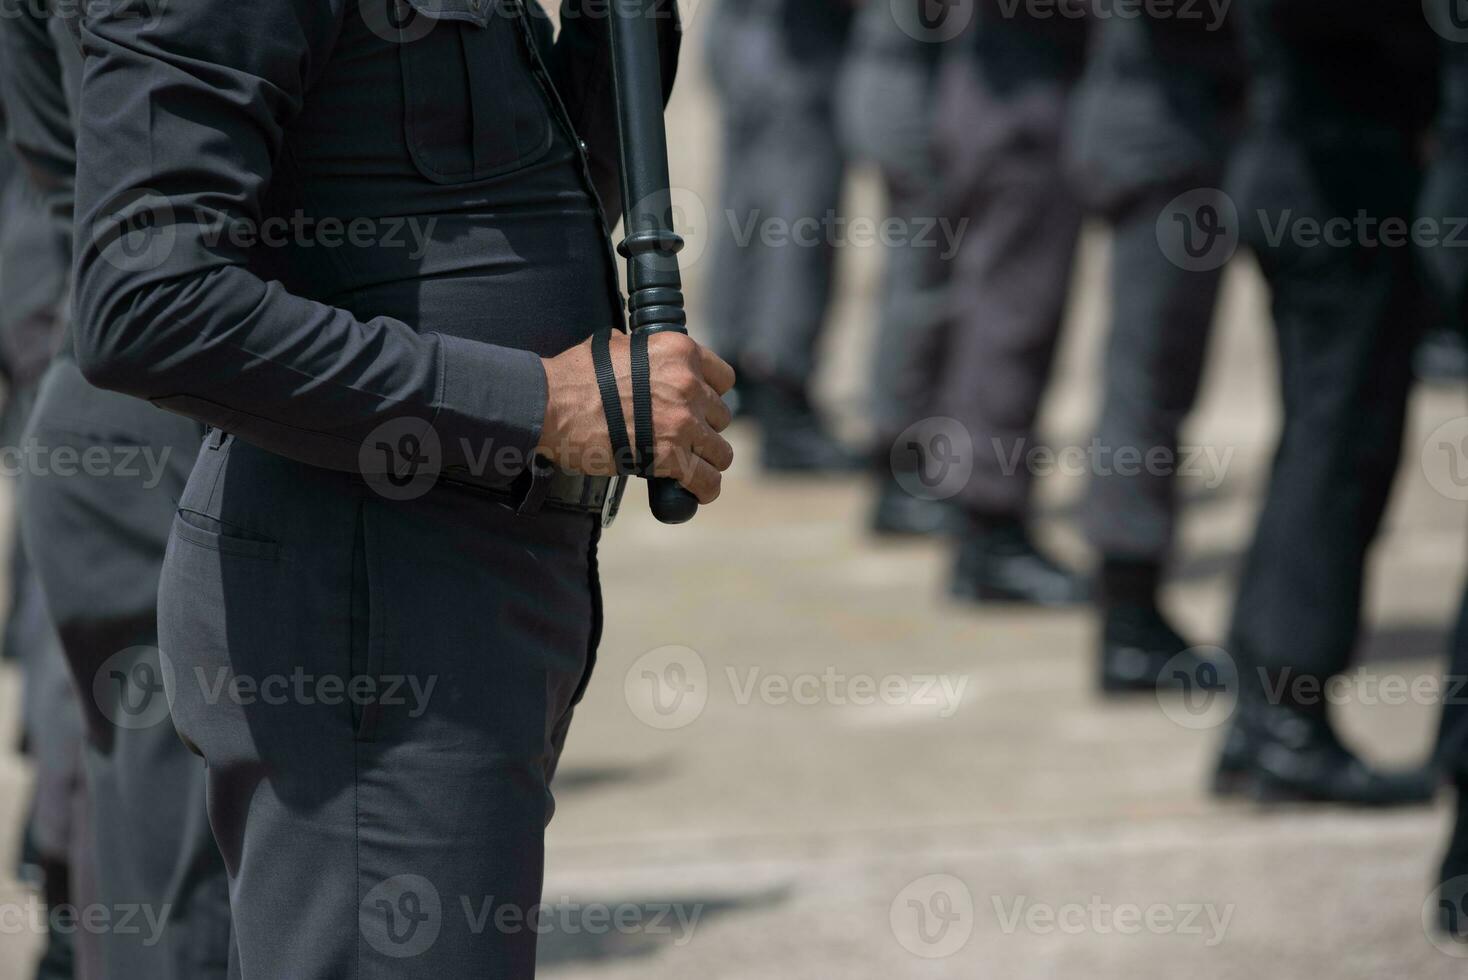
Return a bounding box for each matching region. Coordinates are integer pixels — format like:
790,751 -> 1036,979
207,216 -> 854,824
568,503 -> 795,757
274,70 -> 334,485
638,320 -> 699,526
609,0 -> 698,525
650,476 -> 699,525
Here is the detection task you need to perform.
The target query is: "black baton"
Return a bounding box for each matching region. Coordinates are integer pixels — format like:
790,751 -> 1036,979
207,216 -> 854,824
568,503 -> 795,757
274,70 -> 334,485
608,0 -> 699,525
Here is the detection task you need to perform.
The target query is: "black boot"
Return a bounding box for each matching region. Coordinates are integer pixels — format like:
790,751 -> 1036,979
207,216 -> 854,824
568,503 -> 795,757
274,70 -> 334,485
1438,784 -> 1468,942
1096,559 -> 1200,694
870,479 -> 956,537
871,447 -> 957,537
1212,685 -> 1437,806
1100,605 -> 1205,694
950,514 -> 1088,606
32,852 -> 76,980
751,380 -> 861,474
1415,326 -> 1468,384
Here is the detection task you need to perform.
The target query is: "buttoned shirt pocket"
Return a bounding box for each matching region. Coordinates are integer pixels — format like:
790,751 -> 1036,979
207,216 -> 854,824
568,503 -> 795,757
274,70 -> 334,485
392,0 -> 554,184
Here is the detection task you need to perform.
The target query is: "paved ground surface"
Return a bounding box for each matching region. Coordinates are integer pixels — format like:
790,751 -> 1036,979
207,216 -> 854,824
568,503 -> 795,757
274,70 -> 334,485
3,14 -> 1468,979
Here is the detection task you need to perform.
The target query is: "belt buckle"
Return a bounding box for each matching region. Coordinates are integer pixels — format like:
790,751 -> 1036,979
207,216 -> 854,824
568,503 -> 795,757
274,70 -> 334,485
601,476 -> 624,529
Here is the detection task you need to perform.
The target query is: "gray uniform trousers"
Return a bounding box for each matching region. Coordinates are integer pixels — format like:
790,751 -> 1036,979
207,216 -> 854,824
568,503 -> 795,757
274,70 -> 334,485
932,27 -> 1086,518
836,5 -> 949,446
704,0 -> 850,385
1066,18 -> 1245,562
20,358 -> 231,980
160,436 -> 601,979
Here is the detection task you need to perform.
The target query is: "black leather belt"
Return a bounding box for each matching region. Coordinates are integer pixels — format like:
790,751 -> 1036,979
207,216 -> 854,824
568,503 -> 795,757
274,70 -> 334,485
444,461 -> 626,527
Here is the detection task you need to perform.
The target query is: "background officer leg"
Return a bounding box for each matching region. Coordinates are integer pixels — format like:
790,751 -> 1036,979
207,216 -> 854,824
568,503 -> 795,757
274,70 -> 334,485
1218,10 -> 1439,802
934,36 -> 1088,607
836,11 -> 952,535
703,0 -> 857,471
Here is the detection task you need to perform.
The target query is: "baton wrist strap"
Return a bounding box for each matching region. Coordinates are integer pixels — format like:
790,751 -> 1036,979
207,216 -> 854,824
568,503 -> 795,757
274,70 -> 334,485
592,328 -> 636,477
630,329 -> 655,479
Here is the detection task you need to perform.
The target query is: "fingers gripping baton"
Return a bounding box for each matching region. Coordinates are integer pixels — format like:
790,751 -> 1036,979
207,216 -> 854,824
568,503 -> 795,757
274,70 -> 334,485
608,0 -> 699,524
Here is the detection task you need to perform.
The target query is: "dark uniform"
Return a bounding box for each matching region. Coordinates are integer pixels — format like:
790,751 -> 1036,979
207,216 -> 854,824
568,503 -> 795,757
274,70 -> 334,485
1065,13 -> 1246,689
71,1 -> 676,976
1214,0 -> 1439,803
935,4 -> 1090,605
2,4 -> 233,978
704,0 -> 857,469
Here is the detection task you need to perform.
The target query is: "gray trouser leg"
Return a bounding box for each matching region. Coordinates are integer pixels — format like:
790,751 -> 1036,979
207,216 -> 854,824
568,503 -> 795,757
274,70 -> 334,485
20,358 -> 228,980
934,60 -> 1081,517
1084,188 -> 1223,561
161,438 -> 600,979
703,2 -> 847,385
838,49 -> 949,445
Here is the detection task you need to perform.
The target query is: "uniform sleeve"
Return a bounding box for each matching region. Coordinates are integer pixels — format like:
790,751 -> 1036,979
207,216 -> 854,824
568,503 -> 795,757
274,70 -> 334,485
73,0 -> 548,481
544,0 -> 681,225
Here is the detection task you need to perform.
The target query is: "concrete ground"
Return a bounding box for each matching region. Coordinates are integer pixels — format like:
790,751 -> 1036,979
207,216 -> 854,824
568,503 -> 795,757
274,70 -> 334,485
3,12 -> 1468,980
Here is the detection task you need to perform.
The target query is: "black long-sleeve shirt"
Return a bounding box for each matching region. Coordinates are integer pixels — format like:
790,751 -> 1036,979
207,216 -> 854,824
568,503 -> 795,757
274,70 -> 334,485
73,0 -> 678,486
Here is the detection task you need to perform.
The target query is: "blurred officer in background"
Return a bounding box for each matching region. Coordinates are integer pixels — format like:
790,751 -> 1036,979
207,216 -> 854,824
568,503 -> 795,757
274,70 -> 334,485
705,0 -> 860,471
1065,11 -> 1246,691
1425,7 -> 1468,940
2,5 -> 231,978
1212,0 -> 1439,805
836,3 -> 954,535
0,79 -> 89,980
934,3 -> 1089,606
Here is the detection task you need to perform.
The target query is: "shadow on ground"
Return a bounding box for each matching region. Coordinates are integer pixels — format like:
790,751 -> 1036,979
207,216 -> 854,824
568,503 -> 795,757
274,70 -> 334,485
552,758 -> 675,797
536,886 -> 791,971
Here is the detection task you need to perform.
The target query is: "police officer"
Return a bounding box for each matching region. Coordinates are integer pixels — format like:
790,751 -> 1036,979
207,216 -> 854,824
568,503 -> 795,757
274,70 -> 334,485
1,4 -> 233,977
71,1 -> 732,977
836,1 -> 954,535
705,0 -> 858,471
934,2 -> 1089,605
1064,12 -> 1246,691
1211,0 -> 1438,804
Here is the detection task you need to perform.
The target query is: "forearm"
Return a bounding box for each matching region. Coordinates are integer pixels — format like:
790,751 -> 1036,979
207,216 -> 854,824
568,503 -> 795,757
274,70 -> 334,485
73,262 -> 547,478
